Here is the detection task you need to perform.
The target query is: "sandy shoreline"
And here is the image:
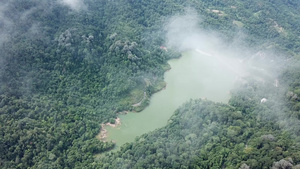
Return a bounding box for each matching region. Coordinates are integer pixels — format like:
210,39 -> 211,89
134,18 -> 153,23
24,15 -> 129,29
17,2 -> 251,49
97,117 -> 121,141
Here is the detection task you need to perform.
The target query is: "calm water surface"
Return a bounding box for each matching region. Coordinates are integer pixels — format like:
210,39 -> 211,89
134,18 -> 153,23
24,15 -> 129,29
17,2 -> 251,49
105,50 -> 237,148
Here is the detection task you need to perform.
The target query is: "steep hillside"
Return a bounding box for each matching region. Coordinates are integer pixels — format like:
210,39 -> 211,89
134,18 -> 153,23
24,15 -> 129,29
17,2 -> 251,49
1,0 -> 300,168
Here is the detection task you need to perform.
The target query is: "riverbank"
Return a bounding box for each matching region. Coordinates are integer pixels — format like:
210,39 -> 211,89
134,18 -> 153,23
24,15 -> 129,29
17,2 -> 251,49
97,77 -> 168,143
132,80 -> 167,112
97,117 -> 121,141
101,51 -> 237,148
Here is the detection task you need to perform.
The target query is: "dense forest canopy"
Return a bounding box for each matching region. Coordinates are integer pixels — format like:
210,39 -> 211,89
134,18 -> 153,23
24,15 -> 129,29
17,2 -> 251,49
1,0 -> 300,168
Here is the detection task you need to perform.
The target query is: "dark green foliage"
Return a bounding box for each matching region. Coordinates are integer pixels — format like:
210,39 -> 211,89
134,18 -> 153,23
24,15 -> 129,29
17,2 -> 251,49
0,0 -> 175,168
1,0 -> 300,168
100,76 -> 300,168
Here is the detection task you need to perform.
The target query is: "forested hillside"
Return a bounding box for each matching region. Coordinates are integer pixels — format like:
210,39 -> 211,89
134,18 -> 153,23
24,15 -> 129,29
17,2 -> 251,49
100,76 -> 300,168
1,0 -> 300,168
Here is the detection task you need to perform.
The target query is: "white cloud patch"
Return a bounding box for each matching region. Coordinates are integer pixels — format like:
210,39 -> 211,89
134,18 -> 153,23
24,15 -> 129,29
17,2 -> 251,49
0,2 -> 13,45
58,0 -> 87,11
164,8 -> 222,53
163,8 -> 287,83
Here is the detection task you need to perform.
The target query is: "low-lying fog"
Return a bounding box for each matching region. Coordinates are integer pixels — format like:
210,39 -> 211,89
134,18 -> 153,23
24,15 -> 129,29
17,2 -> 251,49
164,8 -> 285,83
105,9 -> 290,147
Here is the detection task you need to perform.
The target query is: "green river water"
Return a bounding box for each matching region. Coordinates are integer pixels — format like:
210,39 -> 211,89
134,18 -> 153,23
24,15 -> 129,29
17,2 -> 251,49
105,50 -> 238,149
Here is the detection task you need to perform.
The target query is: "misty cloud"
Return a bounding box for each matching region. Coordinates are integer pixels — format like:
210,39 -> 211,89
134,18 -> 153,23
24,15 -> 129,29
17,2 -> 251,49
0,2 -> 13,45
164,9 -> 299,138
58,0 -> 87,11
164,9 -> 288,80
164,9 -> 221,53
0,1 -> 47,42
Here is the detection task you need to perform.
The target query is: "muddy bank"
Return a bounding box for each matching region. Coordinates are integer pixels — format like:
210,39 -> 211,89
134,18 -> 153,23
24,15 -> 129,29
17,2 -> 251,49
97,117 -> 121,141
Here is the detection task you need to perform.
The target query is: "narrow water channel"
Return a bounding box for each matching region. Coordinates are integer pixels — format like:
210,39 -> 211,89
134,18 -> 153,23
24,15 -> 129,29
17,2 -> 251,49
105,50 -> 238,149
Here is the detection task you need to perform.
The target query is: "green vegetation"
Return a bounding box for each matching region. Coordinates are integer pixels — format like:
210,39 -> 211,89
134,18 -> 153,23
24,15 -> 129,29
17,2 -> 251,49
1,0 -> 300,168
99,97 -> 300,168
98,70 -> 300,168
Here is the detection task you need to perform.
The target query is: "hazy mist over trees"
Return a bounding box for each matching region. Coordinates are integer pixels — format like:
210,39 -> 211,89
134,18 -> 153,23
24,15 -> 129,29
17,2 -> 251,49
1,0 -> 300,168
